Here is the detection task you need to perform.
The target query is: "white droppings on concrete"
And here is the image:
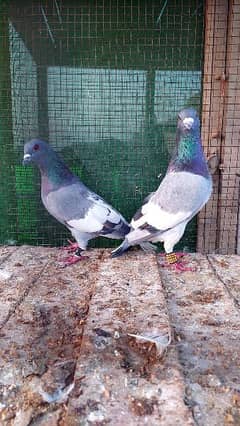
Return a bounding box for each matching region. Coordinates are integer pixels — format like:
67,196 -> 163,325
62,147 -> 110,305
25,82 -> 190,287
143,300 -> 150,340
0,269 -> 13,281
87,410 -> 105,422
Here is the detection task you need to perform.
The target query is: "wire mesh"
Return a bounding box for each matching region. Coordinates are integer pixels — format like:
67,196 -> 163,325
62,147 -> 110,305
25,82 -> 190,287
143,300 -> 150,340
0,0 -> 204,249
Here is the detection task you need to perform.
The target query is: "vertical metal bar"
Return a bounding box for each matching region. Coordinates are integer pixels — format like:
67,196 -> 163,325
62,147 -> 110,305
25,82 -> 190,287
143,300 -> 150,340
37,66 -> 49,140
145,69 -> 155,129
36,65 -> 50,243
0,0 -> 17,243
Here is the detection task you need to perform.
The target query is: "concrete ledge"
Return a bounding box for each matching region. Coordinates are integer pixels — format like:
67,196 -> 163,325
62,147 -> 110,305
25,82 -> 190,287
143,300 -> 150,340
1,247 -> 239,425
66,251 -> 193,425
158,253 -> 240,426
0,247 -> 193,425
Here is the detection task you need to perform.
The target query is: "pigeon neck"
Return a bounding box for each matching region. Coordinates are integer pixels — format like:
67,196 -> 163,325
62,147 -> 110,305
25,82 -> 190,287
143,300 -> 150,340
168,130 -> 210,177
39,153 -> 73,188
178,132 -> 198,162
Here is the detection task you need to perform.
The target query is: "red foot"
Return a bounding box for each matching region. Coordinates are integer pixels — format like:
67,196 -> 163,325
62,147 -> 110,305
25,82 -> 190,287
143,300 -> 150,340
62,240 -> 79,252
60,253 -> 88,267
159,253 -> 196,273
172,261 -> 196,272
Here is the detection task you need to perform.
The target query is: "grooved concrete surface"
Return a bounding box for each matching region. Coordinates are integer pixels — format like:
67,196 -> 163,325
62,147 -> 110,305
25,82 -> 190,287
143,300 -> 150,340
0,246 -> 239,425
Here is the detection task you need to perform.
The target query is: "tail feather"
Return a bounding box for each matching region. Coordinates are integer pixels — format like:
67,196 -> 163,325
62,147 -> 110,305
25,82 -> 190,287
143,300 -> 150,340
111,240 -> 157,258
139,242 -> 157,253
117,220 -> 131,238
101,219 -> 130,239
111,239 -> 130,258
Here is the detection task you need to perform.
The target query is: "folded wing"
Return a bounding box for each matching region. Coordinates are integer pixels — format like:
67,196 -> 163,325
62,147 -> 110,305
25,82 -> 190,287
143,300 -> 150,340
126,171 -> 212,245
43,183 -> 129,236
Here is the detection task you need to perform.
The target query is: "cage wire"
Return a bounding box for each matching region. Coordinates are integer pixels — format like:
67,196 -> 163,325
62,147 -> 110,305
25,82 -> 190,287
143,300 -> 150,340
0,0 -> 204,250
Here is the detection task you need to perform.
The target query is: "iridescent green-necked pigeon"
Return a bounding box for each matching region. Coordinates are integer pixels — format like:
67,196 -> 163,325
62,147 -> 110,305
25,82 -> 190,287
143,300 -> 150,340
23,139 -> 131,266
112,108 -> 212,271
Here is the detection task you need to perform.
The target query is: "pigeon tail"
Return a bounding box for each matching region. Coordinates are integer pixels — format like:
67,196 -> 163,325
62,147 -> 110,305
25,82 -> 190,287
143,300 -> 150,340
116,220 -> 131,238
139,242 -> 157,253
111,240 -> 130,258
101,219 -> 130,239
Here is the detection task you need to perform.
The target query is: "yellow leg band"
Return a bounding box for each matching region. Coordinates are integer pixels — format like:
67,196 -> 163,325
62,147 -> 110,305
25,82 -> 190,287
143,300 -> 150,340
166,252 -> 178,264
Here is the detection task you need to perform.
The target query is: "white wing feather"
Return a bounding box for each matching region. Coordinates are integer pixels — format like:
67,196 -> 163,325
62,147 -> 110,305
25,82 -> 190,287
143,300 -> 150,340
67,196 -> 121,233
131,202 -> 191,231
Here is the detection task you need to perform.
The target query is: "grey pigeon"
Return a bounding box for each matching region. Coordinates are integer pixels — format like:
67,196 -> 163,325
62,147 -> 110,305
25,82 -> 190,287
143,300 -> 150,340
112,108 -> 212,271
23,139 -> 130,266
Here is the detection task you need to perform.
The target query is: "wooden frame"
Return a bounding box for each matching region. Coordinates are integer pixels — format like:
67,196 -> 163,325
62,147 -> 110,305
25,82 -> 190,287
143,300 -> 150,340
198,0 -> 240,254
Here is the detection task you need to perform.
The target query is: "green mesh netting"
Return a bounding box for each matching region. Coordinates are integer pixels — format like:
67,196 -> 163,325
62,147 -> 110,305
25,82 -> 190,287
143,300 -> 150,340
0,0 -> 204,250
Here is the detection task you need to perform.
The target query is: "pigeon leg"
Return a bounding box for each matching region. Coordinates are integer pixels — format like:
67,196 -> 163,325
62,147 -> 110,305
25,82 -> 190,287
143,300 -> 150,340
160,252 -> 196,272
62,239 -> 79,252
159,252 -> 185,259
61,248 -> 88,267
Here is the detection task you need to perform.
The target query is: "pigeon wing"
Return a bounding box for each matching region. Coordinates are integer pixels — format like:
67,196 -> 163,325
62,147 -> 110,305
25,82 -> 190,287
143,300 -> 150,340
127,171 -> 212,244
67,194 -> 126,234
43,183 -> 127,234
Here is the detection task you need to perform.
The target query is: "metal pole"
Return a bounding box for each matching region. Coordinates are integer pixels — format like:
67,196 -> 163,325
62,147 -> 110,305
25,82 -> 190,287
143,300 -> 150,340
0,0 -> 17,244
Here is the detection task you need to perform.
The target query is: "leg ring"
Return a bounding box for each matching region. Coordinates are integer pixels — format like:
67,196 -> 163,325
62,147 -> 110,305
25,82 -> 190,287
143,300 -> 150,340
166,252 -> 178,264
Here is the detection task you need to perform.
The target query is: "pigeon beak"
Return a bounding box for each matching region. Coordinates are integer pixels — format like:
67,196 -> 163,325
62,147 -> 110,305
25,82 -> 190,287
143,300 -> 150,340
182,117 -> 194,130
22,153 -> 32,165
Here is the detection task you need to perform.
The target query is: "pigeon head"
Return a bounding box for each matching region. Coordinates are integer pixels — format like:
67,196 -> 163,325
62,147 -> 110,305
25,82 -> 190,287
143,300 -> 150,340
168,108 -> 210,178
23,139 -> 53,167
23,138 -> 74,185
177,108 -> 200,134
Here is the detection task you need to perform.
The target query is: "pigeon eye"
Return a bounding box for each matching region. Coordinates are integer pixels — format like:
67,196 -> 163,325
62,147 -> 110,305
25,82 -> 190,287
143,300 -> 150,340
33,144 -> 39,151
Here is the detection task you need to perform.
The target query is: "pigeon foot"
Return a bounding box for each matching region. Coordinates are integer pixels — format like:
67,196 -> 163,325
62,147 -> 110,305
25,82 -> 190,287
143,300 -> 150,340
61,254 -> 88,267
62,240 -> 79,252
159,252 -> 196,273
171,260 -> 196,272
60,248 -> 89,267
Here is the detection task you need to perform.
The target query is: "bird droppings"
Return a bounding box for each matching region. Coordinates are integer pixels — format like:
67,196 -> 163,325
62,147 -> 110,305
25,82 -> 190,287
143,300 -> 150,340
0,246 -> 239,425
0,269 -> 13,281
38,381 -> 75,404
87,409 -> 106,423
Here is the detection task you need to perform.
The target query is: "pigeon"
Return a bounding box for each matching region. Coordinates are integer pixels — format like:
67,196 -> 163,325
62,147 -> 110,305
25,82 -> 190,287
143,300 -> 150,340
112,108 -> 212,271
23,139 -> 131,266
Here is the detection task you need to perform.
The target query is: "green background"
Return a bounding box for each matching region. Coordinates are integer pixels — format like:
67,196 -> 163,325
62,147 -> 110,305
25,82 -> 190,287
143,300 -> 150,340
0,0 -> 204,250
